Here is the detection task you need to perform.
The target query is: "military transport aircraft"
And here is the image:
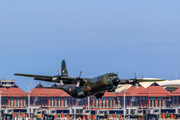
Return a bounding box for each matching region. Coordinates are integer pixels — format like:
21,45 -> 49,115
14,60 -> 165,99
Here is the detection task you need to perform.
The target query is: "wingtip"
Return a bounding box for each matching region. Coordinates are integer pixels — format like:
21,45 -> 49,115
14,73 -> 18,76
14,73 -> 23,76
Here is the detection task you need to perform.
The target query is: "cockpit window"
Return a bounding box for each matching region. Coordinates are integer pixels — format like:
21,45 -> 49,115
108,74 -> 117,77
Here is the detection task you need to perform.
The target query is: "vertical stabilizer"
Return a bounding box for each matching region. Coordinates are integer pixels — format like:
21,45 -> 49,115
61,60 -> 69,77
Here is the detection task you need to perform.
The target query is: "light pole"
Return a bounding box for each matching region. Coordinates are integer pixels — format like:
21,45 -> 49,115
124,92 -> 126,120
28,91 -> 31,119
88,97 -> 90,120
0,91 -> 2,120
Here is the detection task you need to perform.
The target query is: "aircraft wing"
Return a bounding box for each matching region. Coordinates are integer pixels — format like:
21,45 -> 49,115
14,73 -> 54,78
119,78 -> 166,84
14,73 -> 87,84
135,78 -> 166,82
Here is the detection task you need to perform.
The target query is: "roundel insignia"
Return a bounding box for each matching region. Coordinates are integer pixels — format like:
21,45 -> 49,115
69,88 -> 71,92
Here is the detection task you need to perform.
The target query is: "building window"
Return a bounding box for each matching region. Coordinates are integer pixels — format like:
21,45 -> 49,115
139,98 -> 141,107
50,98 -> 55,107
112,100 -> 114,107
50,99 -> 52,106
16,98 -> 21,107
2,97 -> 7,106
57,100 -> 59,107
57,98 -> 62,107
95,99 -> 99,107
94,100 -> 96,107
26,99 -> 28,106
150,100 -> 152,107
126,109 -> 129,114
95,99 -> 97,107
146,98 -> 149,107
102,100 -> 106,107
115,98 -> 119,107
91,98 -> 93,107
35,97 -> 40,106
132,97 -> 137,107
131,109 -> 135,115
143,99 -> 145,107
109,100 -> 111,107
16,98 -> 18,106
77,99 -> 83,106
23,98 -> 26,106
43,98 -> 45,106
52,99 -> 55,107
10,98 -> 14,106
98,100 -> 100,107
60,99 -> 62,107
68,98 -> 70,106
64,99 -> 67,107
176,98 -> 178,106
172,98 -> 175,107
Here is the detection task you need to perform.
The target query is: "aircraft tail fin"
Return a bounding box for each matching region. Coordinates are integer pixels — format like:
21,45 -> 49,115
61,60 -> 69,77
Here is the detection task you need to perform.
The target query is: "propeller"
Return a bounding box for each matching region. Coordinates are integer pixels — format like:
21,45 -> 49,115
52,69 -> 61,81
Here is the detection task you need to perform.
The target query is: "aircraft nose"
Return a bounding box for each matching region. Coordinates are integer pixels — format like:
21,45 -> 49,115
112,78 -> 120,86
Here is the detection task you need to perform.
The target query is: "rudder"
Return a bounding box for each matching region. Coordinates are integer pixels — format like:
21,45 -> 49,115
61,60 -> 69,77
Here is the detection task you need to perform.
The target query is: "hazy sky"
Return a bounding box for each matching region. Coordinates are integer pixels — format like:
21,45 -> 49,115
0,0 -> 180,92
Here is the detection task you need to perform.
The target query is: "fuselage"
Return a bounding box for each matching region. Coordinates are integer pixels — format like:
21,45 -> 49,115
59,73 -> 119,98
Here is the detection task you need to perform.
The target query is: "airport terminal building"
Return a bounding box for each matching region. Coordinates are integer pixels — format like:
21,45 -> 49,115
1,79 -> 180,119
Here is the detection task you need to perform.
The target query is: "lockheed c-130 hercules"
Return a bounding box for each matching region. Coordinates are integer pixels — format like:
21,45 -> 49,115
14,60 -> 165,99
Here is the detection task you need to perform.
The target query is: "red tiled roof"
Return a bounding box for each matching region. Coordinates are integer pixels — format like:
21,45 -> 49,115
118,84 -> 145,97
170,87 -> 180,96
104,92 -> 119,97
30,88 -> 70,97
30,82 -> 70,97
1,87 -> 27,97
0,87 -> 8,97
137,82 -> 170,97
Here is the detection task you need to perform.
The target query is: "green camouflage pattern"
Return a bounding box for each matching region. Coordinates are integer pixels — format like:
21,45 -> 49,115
49,73 -> 119,98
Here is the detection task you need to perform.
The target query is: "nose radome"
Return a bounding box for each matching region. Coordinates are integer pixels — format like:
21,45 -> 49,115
112,78 -> 120,86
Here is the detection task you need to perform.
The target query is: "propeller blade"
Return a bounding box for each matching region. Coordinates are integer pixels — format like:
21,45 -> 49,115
52,77 -> 57,81
60,80 -> 64,85
76,81 -> 80,87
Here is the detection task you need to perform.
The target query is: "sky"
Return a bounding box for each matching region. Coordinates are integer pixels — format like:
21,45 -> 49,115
0,0 -> 180,92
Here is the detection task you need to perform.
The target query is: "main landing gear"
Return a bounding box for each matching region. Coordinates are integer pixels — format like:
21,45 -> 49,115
95,93 -> 104,99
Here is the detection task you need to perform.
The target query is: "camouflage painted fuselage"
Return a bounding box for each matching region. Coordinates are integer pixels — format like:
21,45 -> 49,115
58,73 -> 119,98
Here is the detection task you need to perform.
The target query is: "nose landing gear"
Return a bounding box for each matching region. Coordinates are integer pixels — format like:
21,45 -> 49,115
95,93 -> 104,99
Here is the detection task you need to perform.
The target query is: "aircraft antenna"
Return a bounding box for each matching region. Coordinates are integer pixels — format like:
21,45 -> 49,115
56,69 -> 60,76
134,71 -> 136,79
124,92 -> 126,120
176,68 -> 178,79
137,65 -> 138,77
79,71 -> 82,78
